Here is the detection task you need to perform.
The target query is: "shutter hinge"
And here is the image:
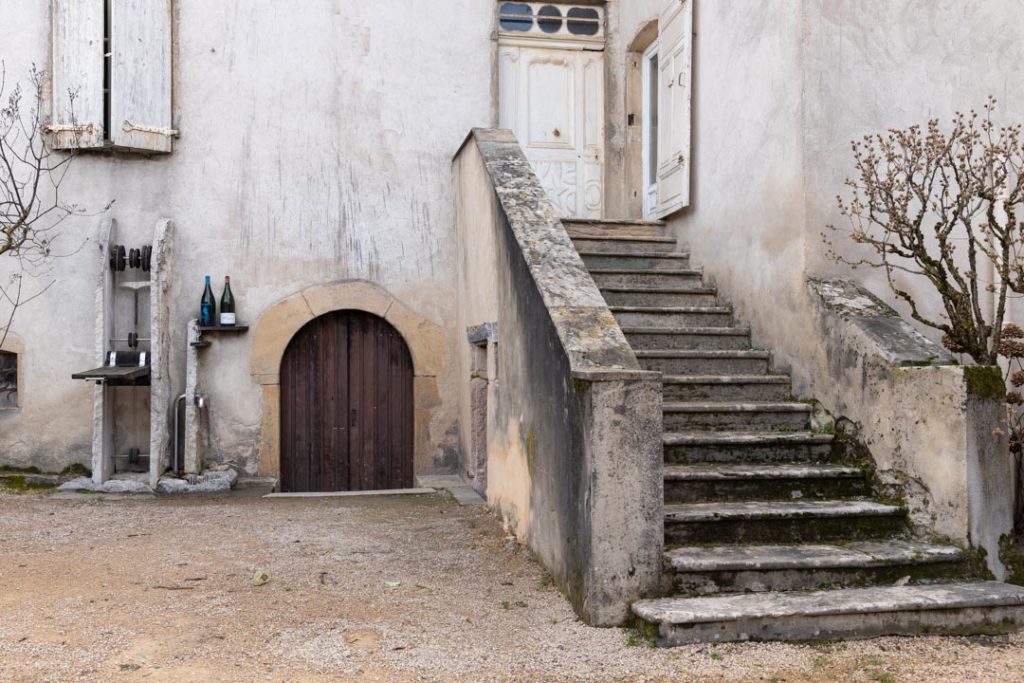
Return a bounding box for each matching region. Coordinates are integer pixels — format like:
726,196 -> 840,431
44,123 -> 97,134
122,120 -> 180,138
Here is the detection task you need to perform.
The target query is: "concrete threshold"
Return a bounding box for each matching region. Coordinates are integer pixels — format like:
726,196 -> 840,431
263,488 -> 437,499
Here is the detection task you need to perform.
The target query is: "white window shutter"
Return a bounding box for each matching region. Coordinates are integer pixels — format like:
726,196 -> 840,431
656,0 -> 693,218
51,0 -> 106,149
110,0 -> 173,153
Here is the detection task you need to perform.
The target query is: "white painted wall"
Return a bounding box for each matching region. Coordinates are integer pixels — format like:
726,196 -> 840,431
802,0 -> 1024,331
610,0 -> 1024,379
612,0 -> 807,371
0,1 -> 494,473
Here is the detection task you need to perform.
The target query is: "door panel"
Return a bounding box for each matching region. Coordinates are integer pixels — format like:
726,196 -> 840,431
526,54 -> 577,149
656,0 -> 693,217
499,45 -> 605,218
280,311 -> 414,493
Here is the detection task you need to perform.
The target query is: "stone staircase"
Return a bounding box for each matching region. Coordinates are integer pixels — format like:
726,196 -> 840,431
564,217 -> 1024,645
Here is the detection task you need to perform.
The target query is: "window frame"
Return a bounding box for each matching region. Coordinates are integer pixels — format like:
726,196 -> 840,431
0,348 -> 21,411
641,41 -> 660,220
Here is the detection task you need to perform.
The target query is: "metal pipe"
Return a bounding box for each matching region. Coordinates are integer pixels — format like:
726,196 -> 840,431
172,393 -> 187,474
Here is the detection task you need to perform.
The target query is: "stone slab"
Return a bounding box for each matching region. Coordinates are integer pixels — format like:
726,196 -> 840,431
663,464 -> 861,481
448,486 -> 486,506
416,475 -> 466,489
663,375 -> 789,384
615,306 -> 731,315
51,492 -> 156,501
663,402 -> 812,413
665,500 -> 902,522
664,431 -> 834,446
665,540 -> 962,572
808,279 -> 954,366
264,488 -> 436,499
57,476 -> 154,495
634,581 -> 1024,625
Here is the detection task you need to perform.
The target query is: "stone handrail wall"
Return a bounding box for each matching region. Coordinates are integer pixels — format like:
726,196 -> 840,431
807,278 -> 1013,579
453,128 -> 663,625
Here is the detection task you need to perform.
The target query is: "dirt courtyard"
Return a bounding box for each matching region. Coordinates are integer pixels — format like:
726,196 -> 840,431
1,487 -> 1024,682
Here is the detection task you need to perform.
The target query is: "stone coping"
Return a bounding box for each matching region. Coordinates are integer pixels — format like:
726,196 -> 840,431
467,128 -> 641,374
808,278 -> 955,367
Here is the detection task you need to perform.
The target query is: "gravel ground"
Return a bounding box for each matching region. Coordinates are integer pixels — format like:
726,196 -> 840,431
1,487 -> 1024,682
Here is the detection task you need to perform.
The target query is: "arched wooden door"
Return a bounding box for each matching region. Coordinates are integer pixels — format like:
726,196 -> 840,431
280,310 -> 414,492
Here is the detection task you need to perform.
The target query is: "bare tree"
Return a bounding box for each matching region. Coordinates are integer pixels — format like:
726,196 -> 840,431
825,99 -> 1024,532
0,64 -> 96,348
824,98 -> 1024,365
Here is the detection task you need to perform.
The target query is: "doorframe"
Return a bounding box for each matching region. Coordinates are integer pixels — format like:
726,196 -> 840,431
623,18 -> 660,219
641,40 -> 660,219
496,3 -> 608,219
250,280 -> 448,481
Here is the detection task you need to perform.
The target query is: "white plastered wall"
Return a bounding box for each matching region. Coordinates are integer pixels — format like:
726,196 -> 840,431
0,1 -> 494,474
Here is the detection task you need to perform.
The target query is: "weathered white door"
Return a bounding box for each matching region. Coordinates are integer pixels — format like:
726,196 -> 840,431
499,46 -> 605,219
655,0 -> 693,217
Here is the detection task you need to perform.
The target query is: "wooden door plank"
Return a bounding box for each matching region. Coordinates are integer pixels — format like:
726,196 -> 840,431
375,322 -> 391,489
280,310 -> 414,493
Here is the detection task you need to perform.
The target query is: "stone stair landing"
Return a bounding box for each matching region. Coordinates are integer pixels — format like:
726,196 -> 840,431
562,217 -> 1024,644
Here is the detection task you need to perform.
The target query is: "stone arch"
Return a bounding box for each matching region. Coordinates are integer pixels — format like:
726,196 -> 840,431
628,18 -> 659,53
250,280 -> 447,479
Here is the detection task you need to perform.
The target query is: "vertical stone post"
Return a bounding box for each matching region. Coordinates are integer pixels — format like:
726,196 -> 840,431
148,220 -> 174,489
965,367 -> 1014,580
92,219 -> 116,484
183,319 -> 204,475
577,373 -> 664,625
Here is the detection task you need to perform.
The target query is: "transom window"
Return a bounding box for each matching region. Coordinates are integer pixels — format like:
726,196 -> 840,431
498,3 -> 604,41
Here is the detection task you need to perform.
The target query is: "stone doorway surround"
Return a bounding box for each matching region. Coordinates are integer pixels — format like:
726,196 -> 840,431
249,280 -> 447,480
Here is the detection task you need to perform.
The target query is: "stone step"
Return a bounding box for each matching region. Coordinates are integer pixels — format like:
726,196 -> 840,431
623,327 -> 752,352
637,350 -> 770,375
612,306 -> 733,329
662,402 -> 812,432
572,235 -> 677,255
589,269 -> 705,288
663,375 -> 791,402
563,218 -> 667,239
665,540 -> 966,595
664,431 -> 836,464
663,463 -> 868,503
664,500 -> 907,546
632,582 -> 1024,645
579,251 -> 691,271
601,286 -> 719,308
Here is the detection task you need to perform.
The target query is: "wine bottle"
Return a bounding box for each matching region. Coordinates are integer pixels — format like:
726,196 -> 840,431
200,275 -> 216,327
220,276 -> 236,326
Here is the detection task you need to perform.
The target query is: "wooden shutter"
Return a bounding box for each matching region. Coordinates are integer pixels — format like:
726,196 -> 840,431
656,0 -> 693,218
51,0 -> 106,149
110,0 -> 173,153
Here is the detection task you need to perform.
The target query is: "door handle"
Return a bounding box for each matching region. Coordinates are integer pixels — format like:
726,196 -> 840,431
350,408 -> 358,427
